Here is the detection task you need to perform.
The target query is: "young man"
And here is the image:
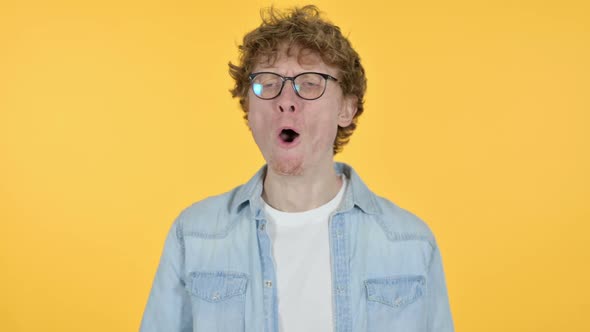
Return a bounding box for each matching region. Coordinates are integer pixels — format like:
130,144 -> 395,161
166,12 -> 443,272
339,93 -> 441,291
141,6 -> 453,332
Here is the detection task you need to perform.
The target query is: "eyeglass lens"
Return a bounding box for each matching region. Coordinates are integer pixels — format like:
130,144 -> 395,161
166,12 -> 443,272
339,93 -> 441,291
251,73 -> 327,100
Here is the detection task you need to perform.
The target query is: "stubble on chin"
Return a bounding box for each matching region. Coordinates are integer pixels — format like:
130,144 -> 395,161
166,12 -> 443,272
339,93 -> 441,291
269,157 -> 304,176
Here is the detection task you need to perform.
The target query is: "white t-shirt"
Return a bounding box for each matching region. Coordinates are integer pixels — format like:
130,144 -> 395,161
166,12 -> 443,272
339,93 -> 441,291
263,176 -> 347,332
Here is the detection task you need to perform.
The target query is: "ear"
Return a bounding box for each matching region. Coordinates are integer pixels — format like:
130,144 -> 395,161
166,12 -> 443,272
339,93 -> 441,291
337,95 -> 358,127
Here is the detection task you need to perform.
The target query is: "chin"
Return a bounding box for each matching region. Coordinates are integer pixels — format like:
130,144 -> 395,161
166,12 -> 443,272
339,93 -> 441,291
268,156 -> 304,176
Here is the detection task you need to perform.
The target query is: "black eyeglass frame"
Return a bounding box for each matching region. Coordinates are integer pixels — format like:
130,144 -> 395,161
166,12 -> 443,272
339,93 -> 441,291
248,71 -> 338,100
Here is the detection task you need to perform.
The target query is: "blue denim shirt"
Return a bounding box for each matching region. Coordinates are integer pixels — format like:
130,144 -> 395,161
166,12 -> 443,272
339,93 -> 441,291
140,163 -> 454,332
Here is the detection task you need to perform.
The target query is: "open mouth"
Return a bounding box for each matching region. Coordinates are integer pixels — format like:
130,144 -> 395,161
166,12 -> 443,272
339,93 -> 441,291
279,128 -> 300,143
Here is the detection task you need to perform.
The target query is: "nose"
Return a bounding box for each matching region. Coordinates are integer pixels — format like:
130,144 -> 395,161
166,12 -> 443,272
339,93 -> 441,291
279,104 -> 296,113
277,79 -> 299,113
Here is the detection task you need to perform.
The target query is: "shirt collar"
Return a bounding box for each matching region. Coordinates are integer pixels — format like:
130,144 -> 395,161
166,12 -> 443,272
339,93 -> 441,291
230,162 -> 380,216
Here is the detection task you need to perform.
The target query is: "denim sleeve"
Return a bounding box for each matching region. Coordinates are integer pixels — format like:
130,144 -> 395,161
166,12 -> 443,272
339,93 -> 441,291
140,221 -> 192,332
426,242 -> 454,331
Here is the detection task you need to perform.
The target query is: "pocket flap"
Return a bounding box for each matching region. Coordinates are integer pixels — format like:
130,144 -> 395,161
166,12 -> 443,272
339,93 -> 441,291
365,275 -> 425,308
189,271 -> 248,303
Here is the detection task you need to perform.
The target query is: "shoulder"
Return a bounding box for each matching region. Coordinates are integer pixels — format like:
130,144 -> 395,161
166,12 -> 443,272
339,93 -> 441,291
372,195 -> 436,247
174,185 -> 245,238
339,162 -> 437,246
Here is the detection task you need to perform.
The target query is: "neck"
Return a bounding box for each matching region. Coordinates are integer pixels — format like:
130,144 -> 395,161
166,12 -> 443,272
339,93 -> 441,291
262,162 -> 342,212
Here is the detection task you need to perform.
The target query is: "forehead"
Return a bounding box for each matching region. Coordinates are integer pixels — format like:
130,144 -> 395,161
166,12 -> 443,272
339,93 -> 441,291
253,44 -> 333,72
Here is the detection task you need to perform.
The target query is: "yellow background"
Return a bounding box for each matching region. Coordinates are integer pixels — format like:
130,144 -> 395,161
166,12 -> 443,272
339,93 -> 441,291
1,0 -> 589,331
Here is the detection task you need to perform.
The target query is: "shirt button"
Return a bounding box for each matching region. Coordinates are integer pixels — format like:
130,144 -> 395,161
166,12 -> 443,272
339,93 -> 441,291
211,292 -> 220,301
259,223 -> 265,231
264,280 -> 273,288
393,297 -> 404,307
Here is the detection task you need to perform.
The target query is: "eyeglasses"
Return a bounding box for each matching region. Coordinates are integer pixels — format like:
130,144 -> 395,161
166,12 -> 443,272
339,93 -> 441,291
248,72 -> 338,100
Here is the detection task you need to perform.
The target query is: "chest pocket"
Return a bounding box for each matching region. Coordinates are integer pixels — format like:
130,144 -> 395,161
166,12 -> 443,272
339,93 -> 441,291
364,275 -> 426,332
188,271 -> 248,332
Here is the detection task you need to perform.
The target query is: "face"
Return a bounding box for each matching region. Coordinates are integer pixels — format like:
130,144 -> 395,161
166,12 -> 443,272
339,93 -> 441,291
247,47 -> 357,176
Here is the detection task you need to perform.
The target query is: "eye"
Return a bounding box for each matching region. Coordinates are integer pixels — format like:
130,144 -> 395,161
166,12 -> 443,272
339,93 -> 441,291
296,74 -> 323,89
256,76 -> 281,89
252,74 -> 282,97
263,81 -> 279,88
301,80 -> 320,87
